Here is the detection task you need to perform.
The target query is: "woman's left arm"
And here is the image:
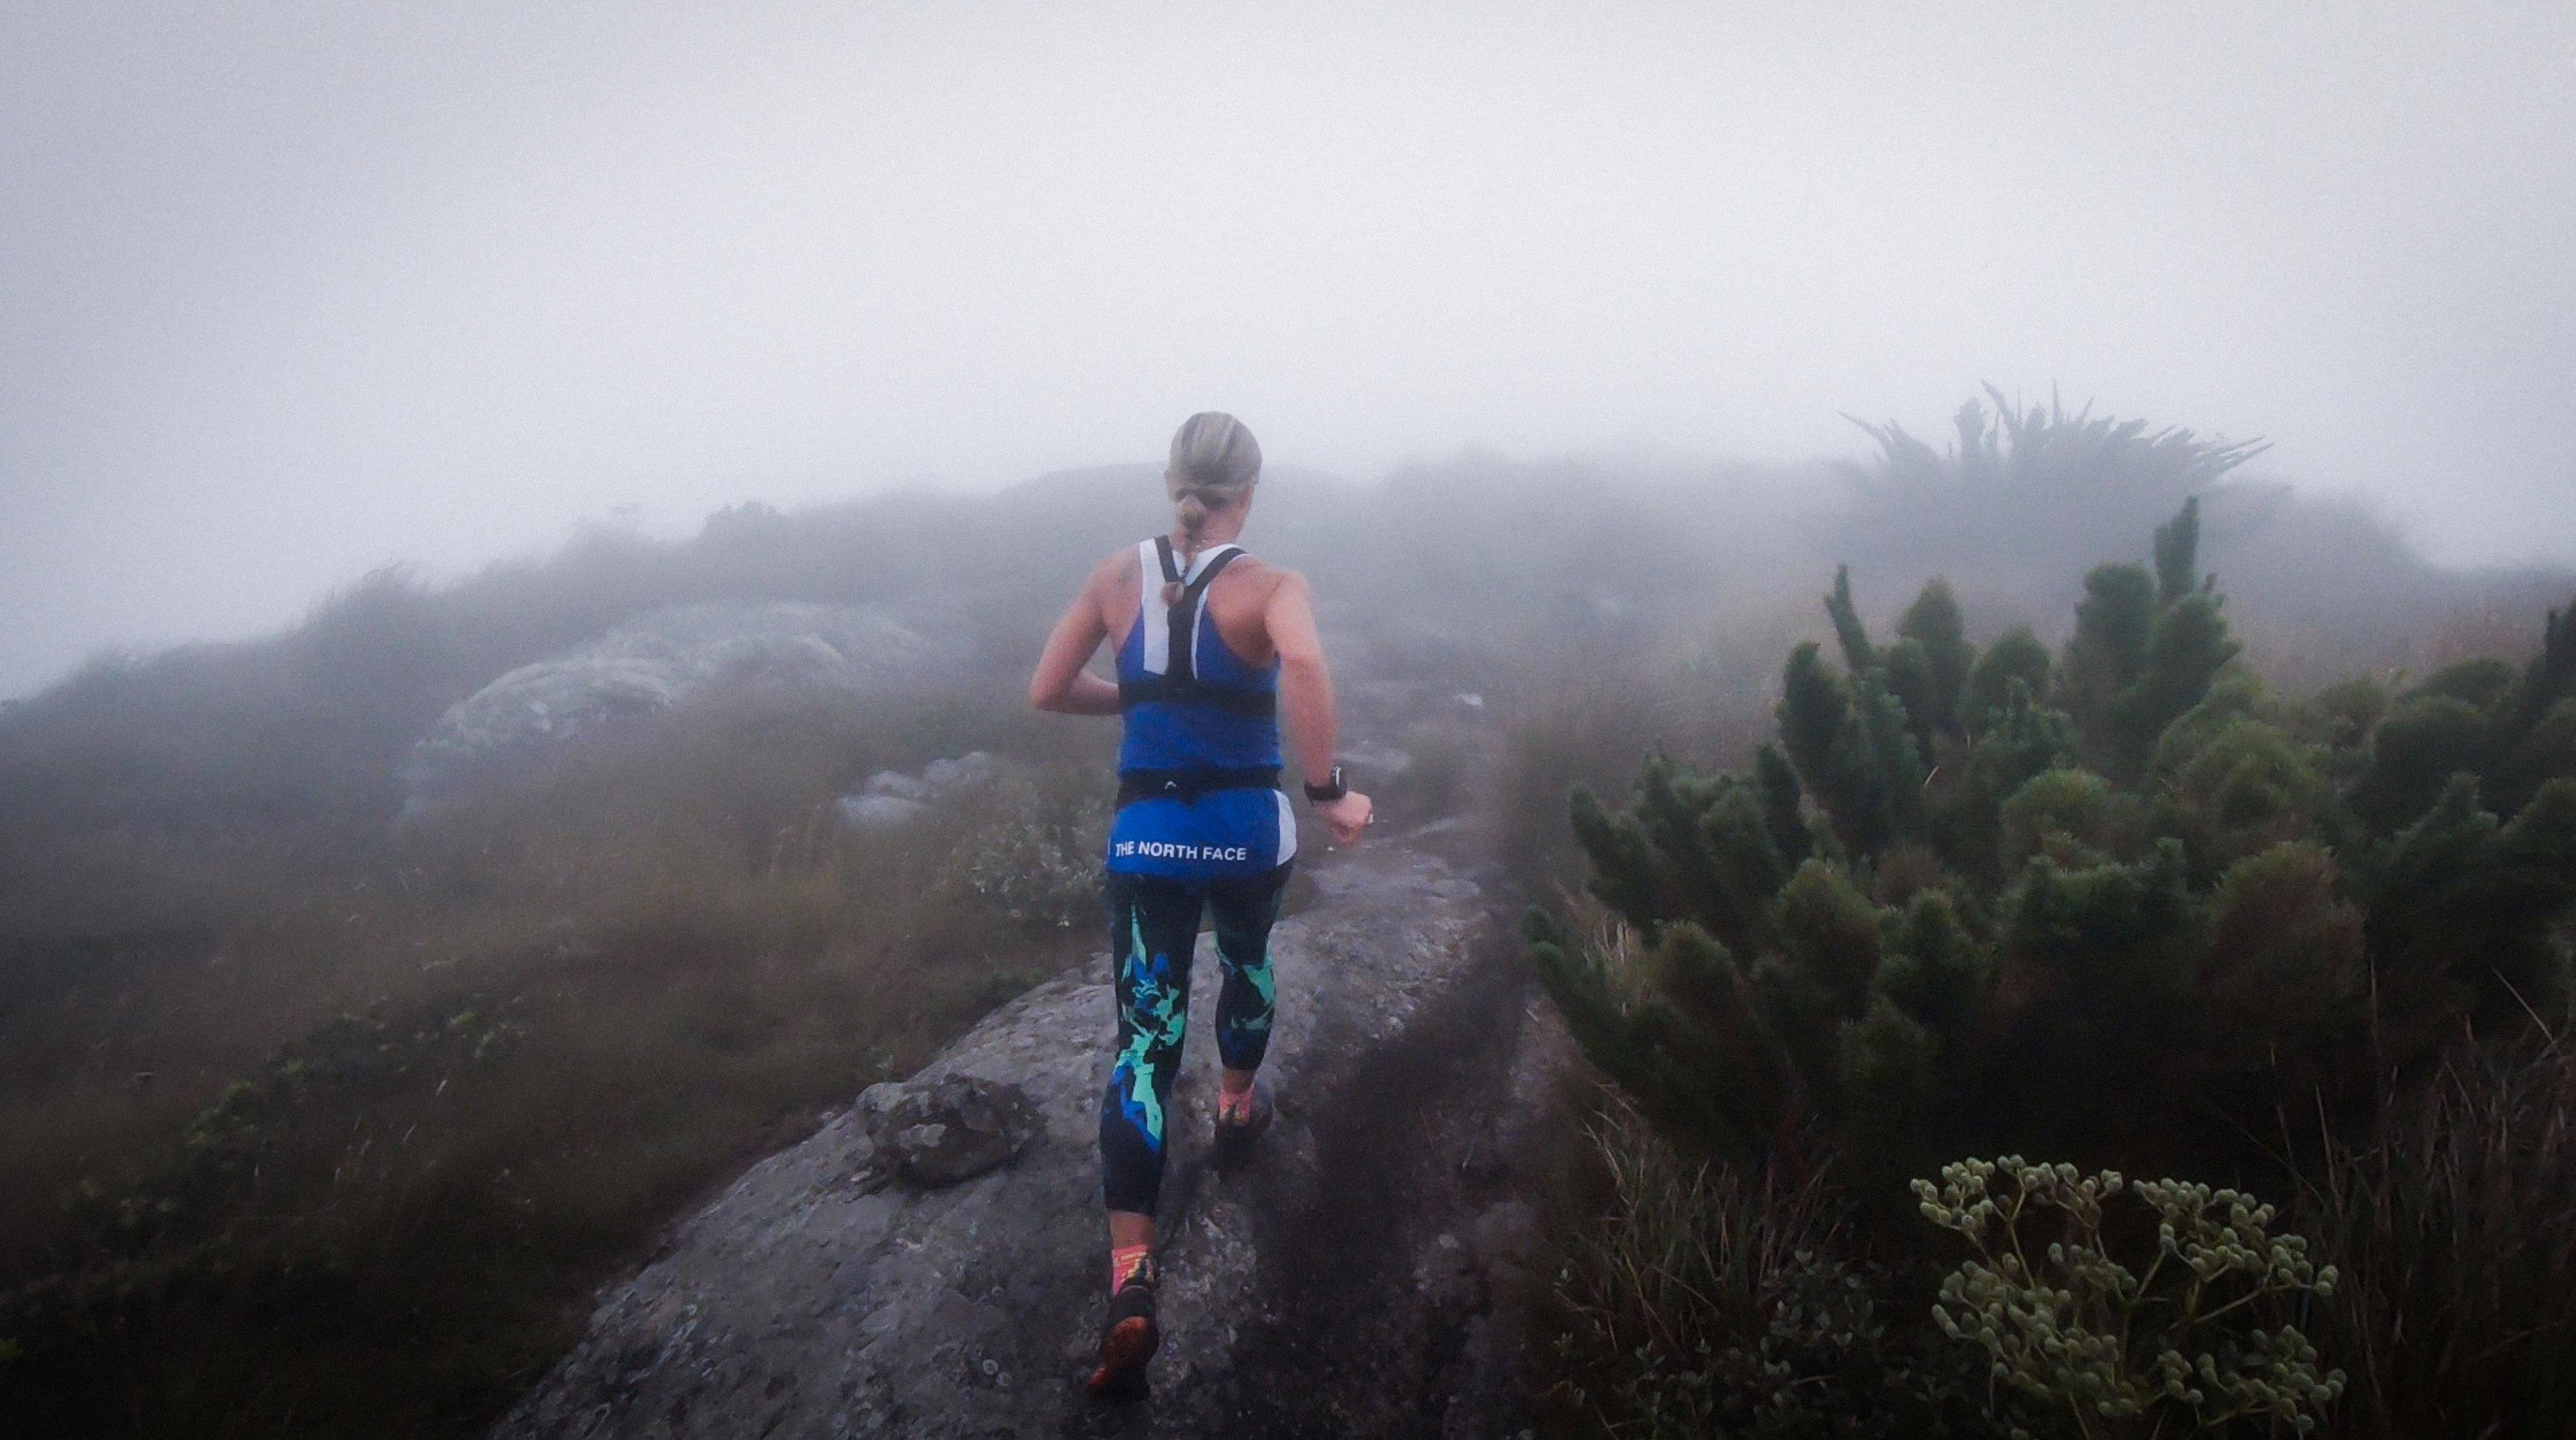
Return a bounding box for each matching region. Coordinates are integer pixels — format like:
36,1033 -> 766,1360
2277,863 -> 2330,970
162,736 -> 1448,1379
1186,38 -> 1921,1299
1030,571 -> 1122,715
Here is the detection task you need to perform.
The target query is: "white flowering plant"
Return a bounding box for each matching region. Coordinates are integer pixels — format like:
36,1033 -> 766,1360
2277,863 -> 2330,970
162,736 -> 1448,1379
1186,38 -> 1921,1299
1916,1157 -> 2344,1438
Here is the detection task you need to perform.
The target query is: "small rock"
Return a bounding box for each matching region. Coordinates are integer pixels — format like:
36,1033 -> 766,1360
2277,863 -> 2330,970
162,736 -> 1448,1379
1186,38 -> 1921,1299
863,771 -> 936,802
838,794 -> 928,829
920,752 -> 998,790
837,751 -> 1001,830
858,1073 -> 1040,1188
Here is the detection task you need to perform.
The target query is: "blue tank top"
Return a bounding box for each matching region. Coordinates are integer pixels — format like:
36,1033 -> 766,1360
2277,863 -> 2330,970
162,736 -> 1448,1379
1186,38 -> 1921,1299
1107,538 -> 1297,879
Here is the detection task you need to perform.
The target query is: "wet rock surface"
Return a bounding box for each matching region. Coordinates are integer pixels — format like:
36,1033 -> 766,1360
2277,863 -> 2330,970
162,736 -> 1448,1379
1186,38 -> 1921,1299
488,835 -> 1561,1440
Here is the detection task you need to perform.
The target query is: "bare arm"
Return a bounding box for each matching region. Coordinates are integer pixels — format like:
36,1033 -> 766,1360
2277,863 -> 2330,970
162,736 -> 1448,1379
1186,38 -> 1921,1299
1266,571 -> 1373,845
1264,571 -> 1338,784
1029,569 -> 1122,715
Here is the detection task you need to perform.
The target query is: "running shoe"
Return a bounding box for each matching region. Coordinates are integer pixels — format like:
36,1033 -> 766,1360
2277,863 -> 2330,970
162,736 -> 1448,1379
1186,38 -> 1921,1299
1085,1258 -> 1159,1400
1211,1079 -> 1272,1171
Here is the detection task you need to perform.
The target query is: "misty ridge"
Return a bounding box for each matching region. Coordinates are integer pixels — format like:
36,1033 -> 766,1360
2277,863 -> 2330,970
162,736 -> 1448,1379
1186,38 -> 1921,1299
2,389 -> 2572,1438
0,396 -> 2546,768
2,390 -> 2561,866
8,5 -> 2576,1434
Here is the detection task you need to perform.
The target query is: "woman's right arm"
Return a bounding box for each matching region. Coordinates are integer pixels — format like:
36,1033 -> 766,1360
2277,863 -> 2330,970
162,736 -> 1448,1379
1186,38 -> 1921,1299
1030,562 -> 1122,715
1266,570 -> 1373,846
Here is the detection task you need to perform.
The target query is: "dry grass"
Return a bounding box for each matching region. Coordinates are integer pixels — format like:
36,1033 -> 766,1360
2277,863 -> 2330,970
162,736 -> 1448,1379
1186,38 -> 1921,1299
0,689 -> 1112,1438
1539,1099 -> 1851,1372
1528,1096 -> 2008,1440
1487,616 -> 1799,897
2231,579 -> 2572,697
2293,1036 -> 2576,1440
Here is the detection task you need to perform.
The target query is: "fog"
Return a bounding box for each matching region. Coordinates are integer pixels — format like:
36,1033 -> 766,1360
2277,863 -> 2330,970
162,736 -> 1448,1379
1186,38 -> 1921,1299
5,1 -> 2573,699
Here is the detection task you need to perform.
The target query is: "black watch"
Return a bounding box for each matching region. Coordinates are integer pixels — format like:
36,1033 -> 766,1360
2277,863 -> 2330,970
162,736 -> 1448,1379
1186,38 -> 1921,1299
1302,765 -> 1348,805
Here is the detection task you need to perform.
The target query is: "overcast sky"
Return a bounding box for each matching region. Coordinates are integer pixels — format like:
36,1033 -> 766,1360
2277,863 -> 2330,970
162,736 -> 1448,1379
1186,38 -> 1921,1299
5,2 -> 2572,698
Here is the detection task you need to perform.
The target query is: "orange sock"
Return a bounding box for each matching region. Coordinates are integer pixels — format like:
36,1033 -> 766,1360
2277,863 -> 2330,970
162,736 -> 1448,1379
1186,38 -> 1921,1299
1109,1244 -> 1152,1291
1217,1079 -> 1257,1122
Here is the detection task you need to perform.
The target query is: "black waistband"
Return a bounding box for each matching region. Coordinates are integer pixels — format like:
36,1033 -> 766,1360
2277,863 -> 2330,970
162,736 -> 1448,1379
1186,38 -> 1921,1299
1116,766 -> 1280,807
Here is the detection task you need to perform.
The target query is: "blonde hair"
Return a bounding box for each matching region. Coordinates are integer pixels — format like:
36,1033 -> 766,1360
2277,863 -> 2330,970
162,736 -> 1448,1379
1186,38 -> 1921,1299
1167,412 -> 1261,537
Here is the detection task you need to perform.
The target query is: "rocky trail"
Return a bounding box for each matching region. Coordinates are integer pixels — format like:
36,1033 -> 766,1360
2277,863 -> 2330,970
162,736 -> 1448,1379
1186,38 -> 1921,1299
491,691 -> 1571,1439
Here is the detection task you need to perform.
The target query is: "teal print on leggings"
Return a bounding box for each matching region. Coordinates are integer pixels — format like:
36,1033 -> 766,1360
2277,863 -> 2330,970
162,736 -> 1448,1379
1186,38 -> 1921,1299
1112,910 -> 1185,1147
1099,866 -> 1290,1215
1214,920 -> 1275,1064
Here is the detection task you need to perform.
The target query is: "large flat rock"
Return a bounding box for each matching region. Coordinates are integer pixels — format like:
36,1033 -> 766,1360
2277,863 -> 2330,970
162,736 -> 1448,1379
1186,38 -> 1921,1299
489,845 -> 1487,1440
404,601 -> 944,807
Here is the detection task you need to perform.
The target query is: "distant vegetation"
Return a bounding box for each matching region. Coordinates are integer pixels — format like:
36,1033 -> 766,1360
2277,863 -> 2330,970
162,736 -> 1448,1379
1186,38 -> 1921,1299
1837,385 -> 2272,602
1526,478 -> 2576,1435
0,685 -> 1110,1436
1833,386 -> 2571,685
0,396 -> 2564,1435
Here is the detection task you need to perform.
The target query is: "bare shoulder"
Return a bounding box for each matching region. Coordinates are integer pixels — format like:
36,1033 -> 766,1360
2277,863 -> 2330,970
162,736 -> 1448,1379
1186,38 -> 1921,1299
1088,545 -> 1135,590
1081,544 -> 1150,603
1223,554 -> 1302,603
1086,545 -> 1139,625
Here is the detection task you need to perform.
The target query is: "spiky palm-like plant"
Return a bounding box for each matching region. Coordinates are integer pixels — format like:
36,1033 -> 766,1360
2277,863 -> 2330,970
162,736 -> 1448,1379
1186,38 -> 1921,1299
1835,387 -> 2270,595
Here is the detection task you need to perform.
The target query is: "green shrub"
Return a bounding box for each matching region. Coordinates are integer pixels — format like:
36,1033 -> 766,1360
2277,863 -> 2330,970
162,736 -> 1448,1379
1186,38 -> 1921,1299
1530,504 -> 2576,1182
2000,768 -> 2140,870
2350,695 -> 2485,833
2193,843 -> 2368,1093
1967,629 -> 2055,737
2159,718 -> 2338,879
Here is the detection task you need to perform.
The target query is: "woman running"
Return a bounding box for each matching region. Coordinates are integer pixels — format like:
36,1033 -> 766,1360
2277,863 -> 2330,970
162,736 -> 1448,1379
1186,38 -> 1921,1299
1027,411 -> 1372,1399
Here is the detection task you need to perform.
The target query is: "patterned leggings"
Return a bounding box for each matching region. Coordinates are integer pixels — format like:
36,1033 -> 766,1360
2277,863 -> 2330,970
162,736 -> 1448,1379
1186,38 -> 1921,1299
1099,864 -> 1292,1215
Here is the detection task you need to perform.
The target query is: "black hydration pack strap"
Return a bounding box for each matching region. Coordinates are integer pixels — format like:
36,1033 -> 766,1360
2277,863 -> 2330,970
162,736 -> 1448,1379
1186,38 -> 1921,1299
1120,539 -> 1262,712
1157,535 -> 1240,686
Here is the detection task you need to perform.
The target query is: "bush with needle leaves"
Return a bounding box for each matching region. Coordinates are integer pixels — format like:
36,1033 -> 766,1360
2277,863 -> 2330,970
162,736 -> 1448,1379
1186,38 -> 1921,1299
1527,497 -> 2576,1182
